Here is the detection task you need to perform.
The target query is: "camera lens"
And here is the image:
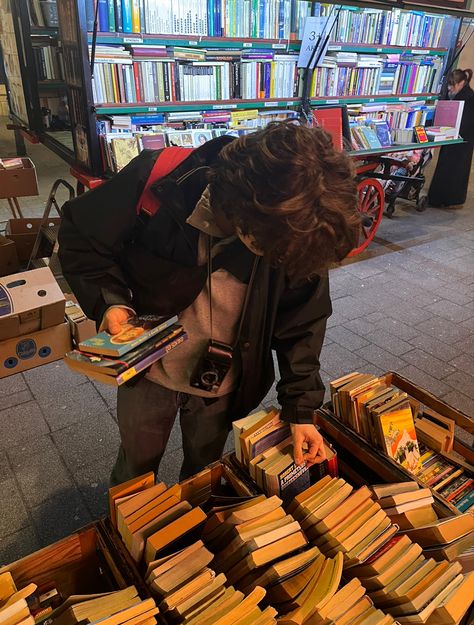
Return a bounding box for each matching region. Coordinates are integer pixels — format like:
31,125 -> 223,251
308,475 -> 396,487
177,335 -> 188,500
201,370 -> 219,387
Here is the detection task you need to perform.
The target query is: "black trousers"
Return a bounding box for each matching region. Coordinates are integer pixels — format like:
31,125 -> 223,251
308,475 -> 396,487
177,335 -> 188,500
110,377 -> 233,486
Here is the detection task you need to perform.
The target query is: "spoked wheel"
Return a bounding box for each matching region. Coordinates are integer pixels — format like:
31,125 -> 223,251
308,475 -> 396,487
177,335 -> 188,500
348,177 -> 384,257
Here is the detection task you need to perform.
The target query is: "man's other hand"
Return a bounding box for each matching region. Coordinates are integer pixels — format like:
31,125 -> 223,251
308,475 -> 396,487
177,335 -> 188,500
104,307 -> 131,334
291,423 -> 326,467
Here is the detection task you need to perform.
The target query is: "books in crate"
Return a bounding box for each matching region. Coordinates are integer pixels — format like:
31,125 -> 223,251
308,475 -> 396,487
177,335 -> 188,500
64,314 -> 187,385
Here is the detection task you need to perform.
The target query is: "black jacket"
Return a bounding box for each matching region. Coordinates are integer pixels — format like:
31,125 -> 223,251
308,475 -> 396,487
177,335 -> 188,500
428,84 -> 474,207
58,137 -> 332,424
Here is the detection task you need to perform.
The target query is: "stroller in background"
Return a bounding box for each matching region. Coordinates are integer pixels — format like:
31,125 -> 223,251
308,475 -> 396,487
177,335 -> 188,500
376,148 -> 433,217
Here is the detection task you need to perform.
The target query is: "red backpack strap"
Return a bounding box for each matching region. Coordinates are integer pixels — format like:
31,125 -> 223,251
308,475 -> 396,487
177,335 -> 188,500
137,146 -> 195,216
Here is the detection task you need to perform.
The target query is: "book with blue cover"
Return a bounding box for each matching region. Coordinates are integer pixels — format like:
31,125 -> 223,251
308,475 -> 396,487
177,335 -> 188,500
65,325 -> 187,385
78,314 -> 178,357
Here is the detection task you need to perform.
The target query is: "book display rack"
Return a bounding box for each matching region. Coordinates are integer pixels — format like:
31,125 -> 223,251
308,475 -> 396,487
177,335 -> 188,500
1,0 -> 472,179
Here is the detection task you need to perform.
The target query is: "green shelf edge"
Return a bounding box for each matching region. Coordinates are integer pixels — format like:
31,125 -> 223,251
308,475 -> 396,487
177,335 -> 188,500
349,139 -> 464,156
89,34 -> 447,55
95,94 -> 438,115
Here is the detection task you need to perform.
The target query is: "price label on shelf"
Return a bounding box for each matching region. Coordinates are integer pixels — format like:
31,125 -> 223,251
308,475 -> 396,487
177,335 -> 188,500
328,45 -> 341,51
124,37 -> 142,43
399,96 -> 417,102
147,107 -> 158,111
368,98 -> 375,102
272,43 -> 286,49
376,48 -> 383,52
325,99 -> 339,104
189,40 -> 198,45
213,104 -> 238,109
411,49 -> 428,54
243,42 -> 252,47
264,102 -> 278,107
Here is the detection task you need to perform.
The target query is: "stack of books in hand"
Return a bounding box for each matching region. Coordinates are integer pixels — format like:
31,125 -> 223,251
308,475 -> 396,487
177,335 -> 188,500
64,314 -> 187,386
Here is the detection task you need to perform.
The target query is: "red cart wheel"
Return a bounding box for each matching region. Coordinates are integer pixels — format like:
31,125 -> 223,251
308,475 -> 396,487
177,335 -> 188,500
348,177 -> 384,257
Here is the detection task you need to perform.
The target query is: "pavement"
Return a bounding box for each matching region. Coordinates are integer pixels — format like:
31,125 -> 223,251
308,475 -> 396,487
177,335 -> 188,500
0,120 -> 473,565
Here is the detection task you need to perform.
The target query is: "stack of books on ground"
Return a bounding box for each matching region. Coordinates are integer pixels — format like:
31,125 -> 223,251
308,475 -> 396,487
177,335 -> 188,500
232,408 -> 337,505
330,372 -> 423,474
64,314 -> 187,386
369,482 -> 437,530
109,473 -> 206,565
416,444 -> 473,514
289,476 -> 398,568
145,541 -> 278,624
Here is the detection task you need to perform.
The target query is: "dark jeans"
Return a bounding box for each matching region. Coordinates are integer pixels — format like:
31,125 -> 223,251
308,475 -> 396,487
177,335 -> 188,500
110,377 -> 233,486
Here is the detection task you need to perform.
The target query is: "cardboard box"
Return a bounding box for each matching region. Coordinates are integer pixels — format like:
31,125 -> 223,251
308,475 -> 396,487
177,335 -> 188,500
0,235 -> 20,277
0,321 -> 72,378
64,295 -> 96,344
0,267 -> 65,341
0,157 -> 39,198
5,217 -> 60,262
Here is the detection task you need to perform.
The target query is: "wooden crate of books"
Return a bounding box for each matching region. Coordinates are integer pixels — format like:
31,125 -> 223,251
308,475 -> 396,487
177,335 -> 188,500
0,521 -> 146,600
316,371 -> 474,520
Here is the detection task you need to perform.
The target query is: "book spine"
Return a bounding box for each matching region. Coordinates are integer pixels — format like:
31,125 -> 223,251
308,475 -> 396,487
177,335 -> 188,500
114,0 -> 123,31
107,0 -> 116,31
117,333 -> 187,384
86,0 -> 96,31
98,0 -> 109,31
122,0 -> 133,32
132,0 -> 140,32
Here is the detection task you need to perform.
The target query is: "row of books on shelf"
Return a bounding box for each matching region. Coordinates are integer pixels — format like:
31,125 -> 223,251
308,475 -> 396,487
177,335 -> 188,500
87,0 -> 450,48
89,45 -> 446,105
32,44 -> 64,82
106,462 -> 474,624
95,109 -> 295,170
89,0 -> 312,39
92,100 -> 462,173
317,6 -> 448,49
329,371 -> 474,515
308,53 -> 443,99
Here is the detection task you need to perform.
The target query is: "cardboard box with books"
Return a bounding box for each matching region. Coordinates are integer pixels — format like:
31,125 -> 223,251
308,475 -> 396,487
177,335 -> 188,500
0,521 -> 157,625
231,407 -> 338,505
317,371 -> 474,520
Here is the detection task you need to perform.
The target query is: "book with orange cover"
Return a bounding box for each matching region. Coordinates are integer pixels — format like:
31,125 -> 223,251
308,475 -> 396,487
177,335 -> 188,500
373,399 -> 421,474
129,498 -> 187,562
116,482 -> 169,538
108,472 -> 154,527
149,543 -> 214,595
426,571 -> 474,625
226,531 -> 308,585
144,506 -> 207,564
388,506 -> 438,530
277,553 -> 344,625
402,512 -> 474,547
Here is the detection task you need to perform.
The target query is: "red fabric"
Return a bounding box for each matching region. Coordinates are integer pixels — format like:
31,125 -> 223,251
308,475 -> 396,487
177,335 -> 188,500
137,147 -> 195,216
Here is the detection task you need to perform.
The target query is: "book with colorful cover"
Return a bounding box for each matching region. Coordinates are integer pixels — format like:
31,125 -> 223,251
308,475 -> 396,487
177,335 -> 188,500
372,120 -> 392,147
69,331 -> 188,386
66,325 -> 184,376
375,399 -> 422,474
79,315 -> 178,357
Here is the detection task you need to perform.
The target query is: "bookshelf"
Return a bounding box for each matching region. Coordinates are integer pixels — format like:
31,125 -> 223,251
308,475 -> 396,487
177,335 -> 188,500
3,0 -> 472,177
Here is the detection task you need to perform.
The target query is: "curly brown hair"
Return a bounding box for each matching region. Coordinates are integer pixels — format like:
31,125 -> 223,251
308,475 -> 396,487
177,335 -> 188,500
209,121 -> 360,279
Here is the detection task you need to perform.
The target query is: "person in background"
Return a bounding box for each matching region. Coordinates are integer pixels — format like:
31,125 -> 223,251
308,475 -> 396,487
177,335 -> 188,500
428,68 -> 474,208
58,122 -> 360,486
